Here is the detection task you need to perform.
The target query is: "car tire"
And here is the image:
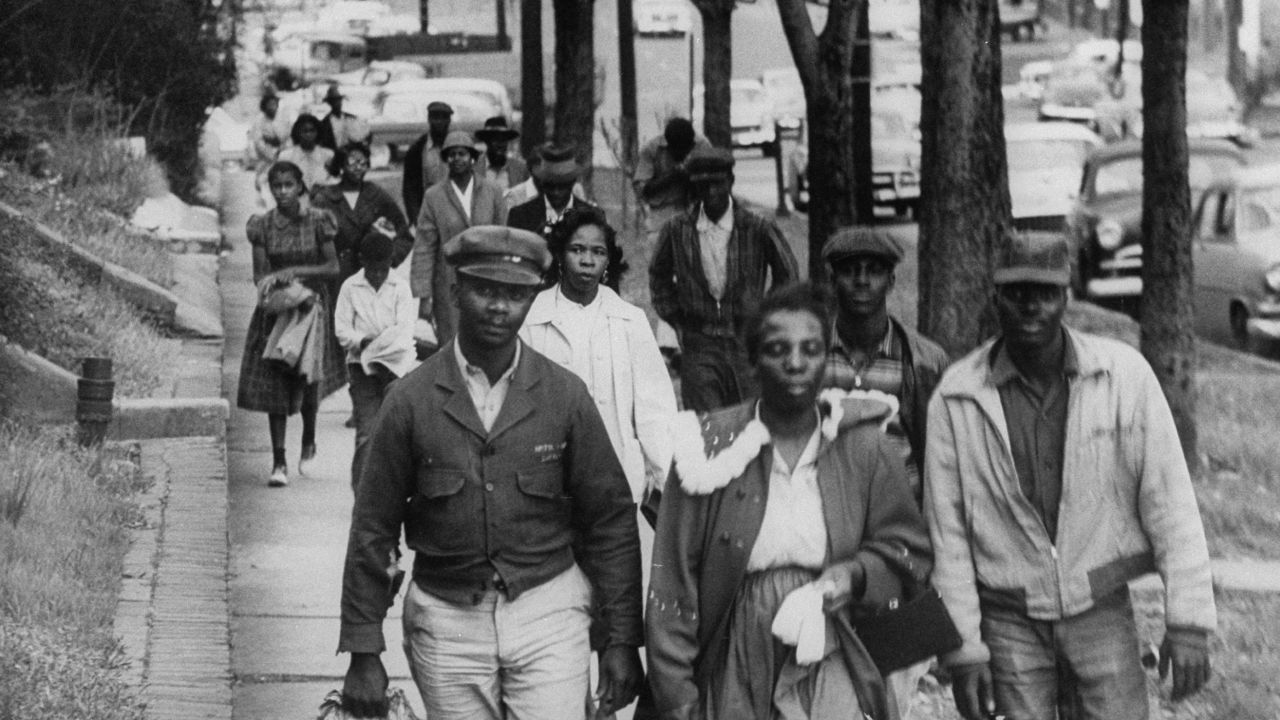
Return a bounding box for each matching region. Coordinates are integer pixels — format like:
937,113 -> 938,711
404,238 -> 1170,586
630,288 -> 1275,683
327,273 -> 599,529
1230,303 -> 1253,351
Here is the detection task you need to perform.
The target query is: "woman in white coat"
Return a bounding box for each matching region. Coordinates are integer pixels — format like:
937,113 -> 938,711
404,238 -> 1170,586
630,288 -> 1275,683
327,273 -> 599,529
520,206 -> 676,506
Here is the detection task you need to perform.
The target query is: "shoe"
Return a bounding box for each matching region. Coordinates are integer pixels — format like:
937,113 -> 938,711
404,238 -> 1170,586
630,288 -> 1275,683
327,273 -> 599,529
268,464 -> 288,487
299,444 -> 317,476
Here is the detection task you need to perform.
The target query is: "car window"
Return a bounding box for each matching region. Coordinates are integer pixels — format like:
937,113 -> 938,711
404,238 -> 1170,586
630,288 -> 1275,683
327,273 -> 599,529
1093,153 -> 1240,198
1195,192 -> 1221,240
1007,140 -> 1091,172
1217,192 -> 1236,236
1240,186 -> 1280,233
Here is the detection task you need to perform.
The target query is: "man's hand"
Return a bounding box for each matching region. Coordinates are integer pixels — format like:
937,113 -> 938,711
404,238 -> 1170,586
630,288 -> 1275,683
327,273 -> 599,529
596,645 -> 643,715
1160,628 -> 1211,701
950,662 -> 995,720
342,653 -> 389,718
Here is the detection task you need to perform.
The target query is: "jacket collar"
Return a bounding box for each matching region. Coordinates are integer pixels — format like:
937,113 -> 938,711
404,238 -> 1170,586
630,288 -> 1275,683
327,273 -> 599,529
524,284 -> 630,326
940,325 -> 1109,401
434,338 -> 540,440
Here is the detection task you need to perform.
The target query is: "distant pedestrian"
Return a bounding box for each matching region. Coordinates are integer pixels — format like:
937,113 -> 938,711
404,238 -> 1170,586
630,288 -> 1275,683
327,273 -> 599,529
317,84 -> 371,152
311,142 -> 414,284
506,144 -> 596,241
248,93 -> 284,205
475,116 -> 530,192
634,117 -> 711,246
236,161 -> 345,487
925,233 -> 1216,720
648,147 -> 798,412
410,130 -> 507,346
333,231 -> 417,489
402,100 -> 453,221
338,225 -> 644,720
504,141 -> 589,208
278,113 -> 336,192
520,206 -> 675,505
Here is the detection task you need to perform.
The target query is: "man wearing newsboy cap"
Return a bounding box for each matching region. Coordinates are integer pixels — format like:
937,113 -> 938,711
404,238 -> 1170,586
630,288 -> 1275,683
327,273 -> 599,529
648,146 -> 799,412
923,233 -> 1216,720
340,225 -> 644,719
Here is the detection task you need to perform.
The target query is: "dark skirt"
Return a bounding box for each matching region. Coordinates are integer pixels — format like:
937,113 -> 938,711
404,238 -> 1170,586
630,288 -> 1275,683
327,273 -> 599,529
236,287 -> 347,415
708,567 -> 865,720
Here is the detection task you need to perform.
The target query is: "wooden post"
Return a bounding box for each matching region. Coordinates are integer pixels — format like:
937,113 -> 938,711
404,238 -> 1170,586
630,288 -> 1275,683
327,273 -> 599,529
521,0 -> 547,155
77,357 -> 114,447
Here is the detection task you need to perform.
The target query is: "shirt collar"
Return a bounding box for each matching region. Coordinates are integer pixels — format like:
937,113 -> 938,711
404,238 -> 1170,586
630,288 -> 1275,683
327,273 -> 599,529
753,401 -> 822,472
452,175 -> 473,194
989,330 -> 1079,387
545,195 -> 574,219
829,319 -> 895,359
349,271 -> 402,291
555,283 -> 601,311
453,338 -> 522,383
696,198 -> 734,233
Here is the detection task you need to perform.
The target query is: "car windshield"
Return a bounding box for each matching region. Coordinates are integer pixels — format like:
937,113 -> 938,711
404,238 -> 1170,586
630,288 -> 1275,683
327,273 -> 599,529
1093,153 -> 1240,197
1239,186 -> 1280,233
733,85 -> 764,106
1007,140 -> 1090,172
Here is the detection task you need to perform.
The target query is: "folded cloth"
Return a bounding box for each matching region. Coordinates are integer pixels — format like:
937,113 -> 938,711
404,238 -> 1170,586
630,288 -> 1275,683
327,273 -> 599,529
772,581 -> 835,665
259,279 -> 316,315
263,303 -> 324,382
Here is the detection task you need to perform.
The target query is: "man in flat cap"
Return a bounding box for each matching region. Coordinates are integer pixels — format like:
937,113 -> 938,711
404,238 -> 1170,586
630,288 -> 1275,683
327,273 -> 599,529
403,100 -> 455,221
506,144 -> 597,240
648,146 -> 799,412
317,84 -> 371,152
411,130 -> 507,346
924,233 -> 1216,720
340,225 -> 644,720
474,116 -> 530,193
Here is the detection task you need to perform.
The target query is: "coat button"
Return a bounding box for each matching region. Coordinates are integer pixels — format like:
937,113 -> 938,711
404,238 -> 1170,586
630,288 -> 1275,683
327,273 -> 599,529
720,531 -> 730,543
485,483 -> 494,492
484,445 -> 496,456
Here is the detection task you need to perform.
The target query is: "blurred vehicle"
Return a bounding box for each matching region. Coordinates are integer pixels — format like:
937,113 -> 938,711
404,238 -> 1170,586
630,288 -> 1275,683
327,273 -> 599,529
999,0 -> 1043,40
316,1 -> 392,36
368,78 -> 514,157
1185,69 -> 1259,148
869,0 -> 920,41
1038,60 -> 1142,142
1191,166 -> 1280,351
269,32 -> 368,87
1069,37 -> 1144,67
634,0 -> 693,37
787,110 -> 921,217
874,74 -> 922,136
313,60 -> 428,118
691,79 -> 778,151
1017,60 -> 1053,101
1004,122 -> 1102,231
761,67 -> 805,130
1068,138 -> 1245,302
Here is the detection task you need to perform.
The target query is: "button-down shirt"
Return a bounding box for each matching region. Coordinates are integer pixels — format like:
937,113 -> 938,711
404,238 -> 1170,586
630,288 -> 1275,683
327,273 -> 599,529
991,335 -> 1078,541
451,176 -> 475,223
696,198 -> 734,301
553,286 -> 604,387
545,195 -> 577,226
747,411 -> 827,571
453,339 -> 521,432
334,271 -> 418,377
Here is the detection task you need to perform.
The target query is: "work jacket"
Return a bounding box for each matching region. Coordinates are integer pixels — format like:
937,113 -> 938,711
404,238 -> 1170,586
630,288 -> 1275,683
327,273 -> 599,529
923,327 -> 1217,668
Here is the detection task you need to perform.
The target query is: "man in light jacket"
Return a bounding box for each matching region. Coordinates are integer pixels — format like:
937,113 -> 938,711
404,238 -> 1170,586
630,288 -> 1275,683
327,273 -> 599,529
924,233 -> 1216,720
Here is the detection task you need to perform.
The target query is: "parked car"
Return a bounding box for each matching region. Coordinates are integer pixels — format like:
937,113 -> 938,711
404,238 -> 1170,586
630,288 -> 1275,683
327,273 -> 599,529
999,0 -> 1043,41
1191,166 -> 1280,351
1017,60 -> 1053,101
368,78 -> 514,157
312,60 -> 427,118
269,32 -> 368,87
1004,122 -> 1102,231
1186,69 -> 1260,148
787,110 -> 921,217
633,0 -> 692,37
1068,138 -> 1246,303
869,0 -> 920,40
1038,60 -> 1142,141
691,79 -> 778,152
1068,38 -> 1144,67
761,67 -> 805,130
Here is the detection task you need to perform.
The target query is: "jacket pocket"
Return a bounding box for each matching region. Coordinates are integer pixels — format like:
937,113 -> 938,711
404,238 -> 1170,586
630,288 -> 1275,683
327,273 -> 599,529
416,468 -> 468,499
516,466 -> 568,500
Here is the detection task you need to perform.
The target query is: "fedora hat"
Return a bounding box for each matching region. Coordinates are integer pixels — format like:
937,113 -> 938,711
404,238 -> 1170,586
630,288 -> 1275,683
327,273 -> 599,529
532,144 -> 581,183
475,116 -> 520,142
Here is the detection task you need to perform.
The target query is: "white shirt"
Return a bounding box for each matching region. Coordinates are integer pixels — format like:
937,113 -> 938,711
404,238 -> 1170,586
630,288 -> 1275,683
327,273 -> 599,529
747,411 -> 828,572
453,339 -> 521,432
544,195 -> 577,226
553,285 -> 605,388
333,271 -> 418,377
278,145 -> 335,191
696,198 -> 734,301
451,175 -> 474,222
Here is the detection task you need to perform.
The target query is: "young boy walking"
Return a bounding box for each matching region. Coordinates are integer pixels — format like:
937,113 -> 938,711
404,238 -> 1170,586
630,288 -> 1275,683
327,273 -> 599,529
333,231 -> 418,488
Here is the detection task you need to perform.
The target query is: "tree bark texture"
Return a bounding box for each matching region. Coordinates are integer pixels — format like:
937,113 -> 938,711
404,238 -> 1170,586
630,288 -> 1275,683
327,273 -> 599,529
521,0 -> 546,155
692,0 -> 734,148
777,0 -> 862,281
917,0 -> 1010,356
1139,0 -> 1198,471
552,0 -> 596,170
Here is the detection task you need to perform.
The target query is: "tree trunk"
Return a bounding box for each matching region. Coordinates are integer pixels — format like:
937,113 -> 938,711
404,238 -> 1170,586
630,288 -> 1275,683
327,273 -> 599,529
521,0 -> 546,155
692,0 -> 734,148
917,0 -> 1010,356
1140,0 -> 1198,472
552,0 -> 596,170
777,0 -> 861,281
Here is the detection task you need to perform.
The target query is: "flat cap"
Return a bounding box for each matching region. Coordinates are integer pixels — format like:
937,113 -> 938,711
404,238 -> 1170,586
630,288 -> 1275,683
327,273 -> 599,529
427,101 -> 454,115
823,226 -> 903,265
994,232 -> 1071,286
444,225 -> 551,286
441,130 -> 479,156
685,147 -> 735,182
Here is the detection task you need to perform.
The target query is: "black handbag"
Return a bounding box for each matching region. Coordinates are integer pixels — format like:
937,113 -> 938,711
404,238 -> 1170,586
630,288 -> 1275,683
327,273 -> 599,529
851,585 -> 962,674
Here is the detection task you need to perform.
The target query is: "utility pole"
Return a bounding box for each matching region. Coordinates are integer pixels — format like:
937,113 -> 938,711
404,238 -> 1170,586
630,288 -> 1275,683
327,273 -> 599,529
852,0 -> 873,222
521,0 -> 546,155
618,0 -> 638,168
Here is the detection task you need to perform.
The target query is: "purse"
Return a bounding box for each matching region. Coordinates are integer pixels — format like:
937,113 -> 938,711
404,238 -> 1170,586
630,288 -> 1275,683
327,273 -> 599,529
851,584 -> 962,674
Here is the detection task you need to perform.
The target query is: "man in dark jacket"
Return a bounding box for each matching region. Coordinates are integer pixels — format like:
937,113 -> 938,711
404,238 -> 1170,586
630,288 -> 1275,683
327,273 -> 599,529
648,147 -> 799,412
401,101 -> 453,221
339,225 -> 644,719
506,144 -> 595,240
316,84 -> 371,151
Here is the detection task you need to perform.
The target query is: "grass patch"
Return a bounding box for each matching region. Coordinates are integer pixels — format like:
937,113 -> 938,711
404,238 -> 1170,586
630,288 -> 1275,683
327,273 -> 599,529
0,421 -> 148,720
0,211 -> 179,398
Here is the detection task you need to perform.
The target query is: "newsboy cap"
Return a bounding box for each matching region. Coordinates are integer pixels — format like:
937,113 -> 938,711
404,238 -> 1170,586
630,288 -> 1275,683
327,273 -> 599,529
444,225 -> 551,286
823,226 -> 903,266
427,101 -> 454,115
994,232 -> 1071,286
685,147 -> 735,182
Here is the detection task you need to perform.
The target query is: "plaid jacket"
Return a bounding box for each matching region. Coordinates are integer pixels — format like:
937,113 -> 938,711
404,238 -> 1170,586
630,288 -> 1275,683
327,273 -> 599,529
648,202 -> 798,336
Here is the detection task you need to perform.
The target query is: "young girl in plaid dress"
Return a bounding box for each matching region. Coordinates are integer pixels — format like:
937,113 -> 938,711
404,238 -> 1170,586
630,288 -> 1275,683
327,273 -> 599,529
236,161 -> 346,486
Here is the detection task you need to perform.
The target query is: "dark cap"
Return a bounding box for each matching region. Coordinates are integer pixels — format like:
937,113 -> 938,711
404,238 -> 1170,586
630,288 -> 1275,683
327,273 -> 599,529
427,101 -> 454,115
822,226 -> 903,266
994,233 -> 1071,286
685,147 -> 735,182
444,225 -> 551,286
323,84 -> 344,102
475,116 -> 520,142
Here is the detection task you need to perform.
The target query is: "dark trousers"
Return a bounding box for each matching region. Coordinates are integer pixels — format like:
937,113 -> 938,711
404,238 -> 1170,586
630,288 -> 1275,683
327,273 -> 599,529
679,331 -> 757,413
348,363 -> 396,490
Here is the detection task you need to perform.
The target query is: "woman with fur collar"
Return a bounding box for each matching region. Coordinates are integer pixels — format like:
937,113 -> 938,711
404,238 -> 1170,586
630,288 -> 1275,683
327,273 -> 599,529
645,283 -> 932,720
